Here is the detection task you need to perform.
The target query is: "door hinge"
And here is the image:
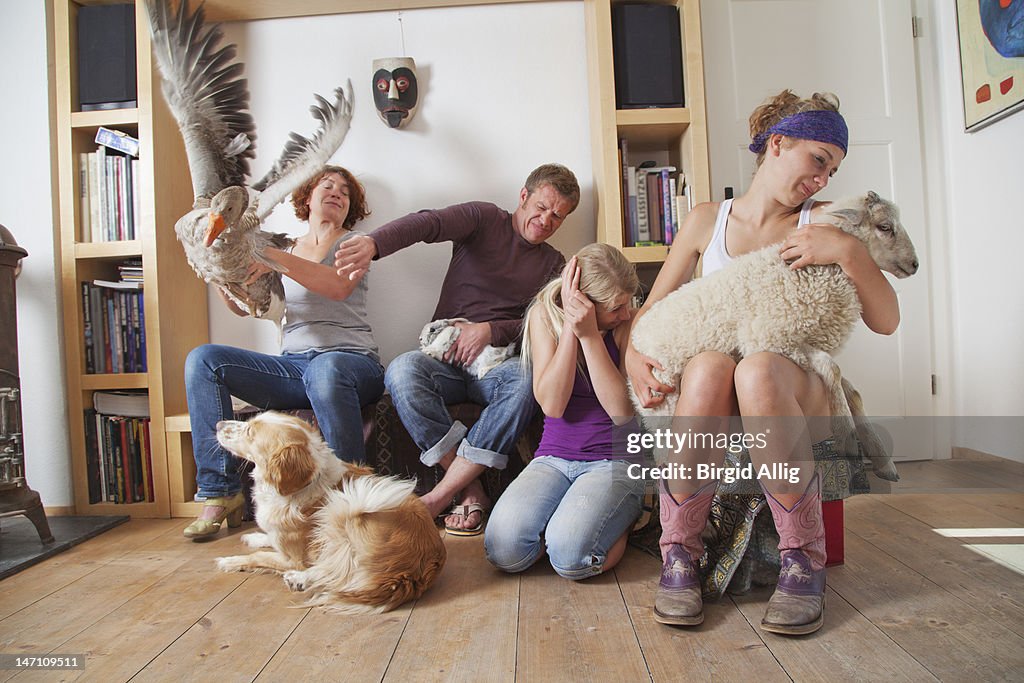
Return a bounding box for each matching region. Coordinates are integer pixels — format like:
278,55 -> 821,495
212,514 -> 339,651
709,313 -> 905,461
912,15 -> 923,38
931,374 -> 937,395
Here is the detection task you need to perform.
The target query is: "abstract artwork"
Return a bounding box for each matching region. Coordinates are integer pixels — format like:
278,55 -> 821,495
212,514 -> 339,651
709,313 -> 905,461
956,0 -> 1024,131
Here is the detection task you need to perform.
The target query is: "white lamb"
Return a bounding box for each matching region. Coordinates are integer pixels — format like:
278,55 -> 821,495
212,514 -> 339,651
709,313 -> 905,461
630,191 -> 918,479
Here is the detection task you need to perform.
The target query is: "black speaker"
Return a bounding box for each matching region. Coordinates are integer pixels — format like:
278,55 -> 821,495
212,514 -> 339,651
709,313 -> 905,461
77,3 -> 137,111
612,4 -> 684,109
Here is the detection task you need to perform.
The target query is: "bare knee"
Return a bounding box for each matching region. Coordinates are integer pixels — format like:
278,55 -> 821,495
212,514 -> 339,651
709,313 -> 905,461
734,352 -> 821,414
678,352 -> 737,415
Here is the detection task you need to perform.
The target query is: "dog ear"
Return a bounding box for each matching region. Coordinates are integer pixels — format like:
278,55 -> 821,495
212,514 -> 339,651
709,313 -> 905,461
268,444 -> 317,496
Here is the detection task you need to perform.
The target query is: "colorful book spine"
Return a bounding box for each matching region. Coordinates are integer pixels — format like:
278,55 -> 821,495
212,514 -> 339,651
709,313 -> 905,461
626,166 -> 638,247
78,153 -> 91,242
636,169 -> 650,242
660,169 -> 672,244
84,409 -> 101,503
81,283 -> 94,373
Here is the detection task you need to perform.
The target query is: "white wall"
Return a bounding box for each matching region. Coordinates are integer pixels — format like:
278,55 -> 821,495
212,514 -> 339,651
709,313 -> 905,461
919,0 -> 1024,460
0,1 -> 74,506
212,3 -> 594,363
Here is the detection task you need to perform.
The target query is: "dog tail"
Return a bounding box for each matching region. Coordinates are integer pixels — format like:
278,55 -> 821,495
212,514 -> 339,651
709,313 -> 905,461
328,475 -> 417,516
302,481 -> 445,614
307,559 -> 446,615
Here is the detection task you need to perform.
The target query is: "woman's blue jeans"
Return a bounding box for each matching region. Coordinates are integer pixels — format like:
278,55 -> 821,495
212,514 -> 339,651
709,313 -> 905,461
484,456 -> 644,579
184,344 -> 385,498
384,351 -> 538,470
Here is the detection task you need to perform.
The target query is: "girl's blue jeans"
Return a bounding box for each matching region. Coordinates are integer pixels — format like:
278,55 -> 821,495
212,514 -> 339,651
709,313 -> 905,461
485,456 -> 644,579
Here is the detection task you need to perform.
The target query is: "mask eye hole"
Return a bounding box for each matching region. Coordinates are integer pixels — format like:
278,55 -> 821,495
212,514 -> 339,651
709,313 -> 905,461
395,76 -> 410,91
376,78 -> 389,91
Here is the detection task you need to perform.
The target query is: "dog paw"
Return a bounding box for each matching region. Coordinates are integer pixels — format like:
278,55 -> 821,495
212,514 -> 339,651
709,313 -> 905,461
241,532 -> 271,549
216,555 -> 249,573
283,569 -> 308,592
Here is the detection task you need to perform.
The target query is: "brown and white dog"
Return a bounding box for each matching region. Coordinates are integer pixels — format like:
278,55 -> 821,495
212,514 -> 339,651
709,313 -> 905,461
214,411 -> 446,614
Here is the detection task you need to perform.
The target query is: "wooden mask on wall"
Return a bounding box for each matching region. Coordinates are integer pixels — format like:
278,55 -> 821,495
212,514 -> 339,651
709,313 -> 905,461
372,57 -> 419,129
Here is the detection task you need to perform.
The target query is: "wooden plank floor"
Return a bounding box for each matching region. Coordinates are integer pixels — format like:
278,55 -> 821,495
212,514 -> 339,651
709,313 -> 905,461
1,460 -> 1022,682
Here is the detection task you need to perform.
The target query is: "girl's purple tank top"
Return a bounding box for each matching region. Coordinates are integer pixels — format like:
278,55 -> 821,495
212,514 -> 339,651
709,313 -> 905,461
534,332 -> 636,462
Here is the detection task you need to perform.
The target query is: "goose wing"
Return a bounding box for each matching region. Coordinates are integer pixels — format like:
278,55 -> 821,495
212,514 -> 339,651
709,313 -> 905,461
145,0 -> 256,202
250,81 -> 354,220
251,229 -> 296,272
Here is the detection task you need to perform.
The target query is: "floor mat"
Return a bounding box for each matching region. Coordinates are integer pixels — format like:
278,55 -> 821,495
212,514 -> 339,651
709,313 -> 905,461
0,515 -> 128,579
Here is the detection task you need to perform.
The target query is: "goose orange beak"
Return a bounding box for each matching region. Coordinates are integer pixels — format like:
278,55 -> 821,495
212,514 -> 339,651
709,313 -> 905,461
205,213 -> 226,247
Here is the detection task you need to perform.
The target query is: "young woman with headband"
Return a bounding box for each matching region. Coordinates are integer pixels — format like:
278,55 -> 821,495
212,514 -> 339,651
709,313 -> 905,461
626,90 -> 899,634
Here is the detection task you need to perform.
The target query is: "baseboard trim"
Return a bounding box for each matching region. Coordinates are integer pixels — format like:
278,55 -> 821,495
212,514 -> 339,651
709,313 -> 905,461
951,446 -> 1014,463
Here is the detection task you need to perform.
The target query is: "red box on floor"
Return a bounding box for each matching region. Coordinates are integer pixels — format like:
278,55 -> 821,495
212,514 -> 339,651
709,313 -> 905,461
823,499 -> 844,566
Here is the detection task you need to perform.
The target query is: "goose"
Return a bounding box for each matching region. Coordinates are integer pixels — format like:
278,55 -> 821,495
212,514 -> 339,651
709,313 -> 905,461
145,0 -> 354,324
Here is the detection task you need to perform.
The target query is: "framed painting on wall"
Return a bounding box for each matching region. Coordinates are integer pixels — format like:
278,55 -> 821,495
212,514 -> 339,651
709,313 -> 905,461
956,0 -> 1024,131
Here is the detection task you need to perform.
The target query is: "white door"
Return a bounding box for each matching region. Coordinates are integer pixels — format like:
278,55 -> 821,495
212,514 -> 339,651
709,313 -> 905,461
700,0 -> 937,460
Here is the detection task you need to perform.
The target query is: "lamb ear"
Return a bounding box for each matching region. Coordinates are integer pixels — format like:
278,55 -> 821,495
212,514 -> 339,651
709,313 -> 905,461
866,190 -> 881,204
830,208 -> 863,224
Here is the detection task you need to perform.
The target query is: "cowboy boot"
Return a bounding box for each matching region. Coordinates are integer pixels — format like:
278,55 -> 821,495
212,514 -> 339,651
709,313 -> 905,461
760,474 -> 827,635
654,481 -> 716,626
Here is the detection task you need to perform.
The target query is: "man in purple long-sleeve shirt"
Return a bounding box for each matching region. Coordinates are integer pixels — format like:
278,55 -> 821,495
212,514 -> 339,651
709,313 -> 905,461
335,164 -> 579,534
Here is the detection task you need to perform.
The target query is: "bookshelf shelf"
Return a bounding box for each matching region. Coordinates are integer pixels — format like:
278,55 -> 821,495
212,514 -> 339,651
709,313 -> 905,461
81,374 -> 149,391
621,245 -> 671,264
54,0 -> 209,517
165,413 -> 191,432
71,108 -> 140,129
74,240 -> 142,260
585,0 -> 710,261
77,501 -> 155,515
616,107 -> 690,127
616,108 -> 691,146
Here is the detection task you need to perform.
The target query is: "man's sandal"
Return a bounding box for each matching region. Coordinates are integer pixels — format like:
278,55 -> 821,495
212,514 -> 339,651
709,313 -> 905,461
444,503 -> 487,536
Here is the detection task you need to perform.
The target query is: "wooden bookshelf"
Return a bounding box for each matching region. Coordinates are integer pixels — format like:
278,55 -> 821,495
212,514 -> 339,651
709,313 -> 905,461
53,0 -> 208,516
584,0 -> 711,263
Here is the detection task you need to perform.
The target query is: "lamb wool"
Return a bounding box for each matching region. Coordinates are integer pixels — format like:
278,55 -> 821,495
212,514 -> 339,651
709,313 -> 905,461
630,192 -> 918,425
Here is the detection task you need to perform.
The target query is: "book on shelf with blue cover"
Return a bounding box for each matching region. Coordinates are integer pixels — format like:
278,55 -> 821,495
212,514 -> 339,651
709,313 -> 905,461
95,127 -> 139,157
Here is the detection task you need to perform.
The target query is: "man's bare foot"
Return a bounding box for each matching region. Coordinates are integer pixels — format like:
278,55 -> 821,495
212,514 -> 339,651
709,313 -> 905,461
418,453 -> 489,523
421,489 -> 453,519
443,478 -> 490,532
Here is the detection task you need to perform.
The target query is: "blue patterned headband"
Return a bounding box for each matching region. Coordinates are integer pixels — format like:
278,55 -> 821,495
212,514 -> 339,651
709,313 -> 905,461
748,109 -> 849,156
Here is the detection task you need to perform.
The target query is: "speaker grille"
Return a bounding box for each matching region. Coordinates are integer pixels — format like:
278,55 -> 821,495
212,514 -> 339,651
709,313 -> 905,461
77,3 -> 137,110
612,4 -> 684,109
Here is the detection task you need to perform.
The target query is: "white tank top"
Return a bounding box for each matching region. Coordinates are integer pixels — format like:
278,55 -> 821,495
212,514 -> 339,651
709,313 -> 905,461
701,197 -> 816,276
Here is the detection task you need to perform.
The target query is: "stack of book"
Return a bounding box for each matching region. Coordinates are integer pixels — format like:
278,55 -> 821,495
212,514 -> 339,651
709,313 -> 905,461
81,264 -> 146,374
78,127 -> 141,242
618,140 -> 692,248
117,258 -> 143,284
84,390 -> 154,504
